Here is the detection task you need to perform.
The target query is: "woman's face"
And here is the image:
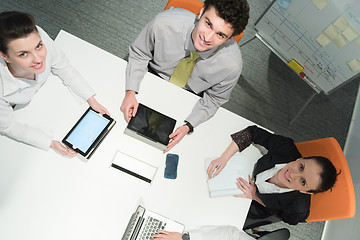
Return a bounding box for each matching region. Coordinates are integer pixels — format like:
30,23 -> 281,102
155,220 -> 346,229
276,158 -> 322,194
1,31 -> 47,76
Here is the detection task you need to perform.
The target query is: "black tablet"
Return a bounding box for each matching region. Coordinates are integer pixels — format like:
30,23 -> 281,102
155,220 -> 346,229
124,103 -> 176,150
62,107 -> 116,159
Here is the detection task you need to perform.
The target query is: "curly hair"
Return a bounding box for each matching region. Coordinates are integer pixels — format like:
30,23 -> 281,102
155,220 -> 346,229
203,0 -> 250,36
0,11 -> 37,54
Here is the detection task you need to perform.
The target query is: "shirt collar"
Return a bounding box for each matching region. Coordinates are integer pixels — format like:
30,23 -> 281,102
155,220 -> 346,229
1,58 -> 35,97
255,164 -> 294,194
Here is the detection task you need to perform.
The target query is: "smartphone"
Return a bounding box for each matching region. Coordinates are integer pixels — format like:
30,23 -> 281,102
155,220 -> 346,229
164,154 -> 179,179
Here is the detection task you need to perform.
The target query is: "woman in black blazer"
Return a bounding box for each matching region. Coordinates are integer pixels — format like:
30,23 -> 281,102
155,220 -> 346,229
207,125 -> 338,227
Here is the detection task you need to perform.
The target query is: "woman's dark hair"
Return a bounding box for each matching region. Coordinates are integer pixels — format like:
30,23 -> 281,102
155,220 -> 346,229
0,11 -> 37,54
304,156 -> 340,194
203,0 -> 250,36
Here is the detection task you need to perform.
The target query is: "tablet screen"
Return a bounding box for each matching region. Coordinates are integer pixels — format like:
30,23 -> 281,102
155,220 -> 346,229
127,104 -> 176,146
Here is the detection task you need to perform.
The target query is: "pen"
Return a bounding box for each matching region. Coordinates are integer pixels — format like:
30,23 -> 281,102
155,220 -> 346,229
212,164 -> 221,178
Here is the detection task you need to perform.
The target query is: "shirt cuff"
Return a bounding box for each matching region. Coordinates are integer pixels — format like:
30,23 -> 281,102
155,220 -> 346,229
231,128 -> 252,152
187,230 -> 201,240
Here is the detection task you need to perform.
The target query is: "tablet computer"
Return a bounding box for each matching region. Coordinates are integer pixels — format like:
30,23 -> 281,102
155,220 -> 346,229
62,107 -> 116,159
124,103 -> 176,151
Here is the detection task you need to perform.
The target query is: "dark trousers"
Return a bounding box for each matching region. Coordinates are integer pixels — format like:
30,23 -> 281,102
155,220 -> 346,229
243,201 -> 281,230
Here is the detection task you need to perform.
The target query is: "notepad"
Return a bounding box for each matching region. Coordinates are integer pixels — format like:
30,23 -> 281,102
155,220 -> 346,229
111,151 -> 157,184
204,155 -> 252,198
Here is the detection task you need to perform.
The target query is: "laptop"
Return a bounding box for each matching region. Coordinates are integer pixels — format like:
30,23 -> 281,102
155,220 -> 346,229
124,103 -> 177,151
121,205 -> 184,240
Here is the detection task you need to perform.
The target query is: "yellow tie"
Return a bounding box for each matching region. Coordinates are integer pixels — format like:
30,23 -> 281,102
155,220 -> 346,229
169,51 -> 200,88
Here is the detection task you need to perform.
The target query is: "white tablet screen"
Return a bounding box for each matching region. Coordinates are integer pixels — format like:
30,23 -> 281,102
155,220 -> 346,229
66,110 -> 110,152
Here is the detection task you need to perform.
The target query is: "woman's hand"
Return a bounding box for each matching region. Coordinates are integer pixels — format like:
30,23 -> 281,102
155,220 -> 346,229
152,230 -> 182,240
234,175 -> 257,200
50,140 -> 77,157
87,96 -> 110,115
207,140 -> 240,179
235,175 -> 266,206
207,156 -> 229,179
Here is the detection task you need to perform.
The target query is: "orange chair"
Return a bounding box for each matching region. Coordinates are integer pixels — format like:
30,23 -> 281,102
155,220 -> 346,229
295,137 -> 356,222
164,0 -> 244,43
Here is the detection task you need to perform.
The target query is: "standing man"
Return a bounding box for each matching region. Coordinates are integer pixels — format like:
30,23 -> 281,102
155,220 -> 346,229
121,0 -> 249,152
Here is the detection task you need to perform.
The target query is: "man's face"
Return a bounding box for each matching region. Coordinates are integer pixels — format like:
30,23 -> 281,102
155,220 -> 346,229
191,6 -> 234,52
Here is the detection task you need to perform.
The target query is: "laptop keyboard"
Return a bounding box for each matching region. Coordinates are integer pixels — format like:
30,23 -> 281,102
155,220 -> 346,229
139,216 -> 166,240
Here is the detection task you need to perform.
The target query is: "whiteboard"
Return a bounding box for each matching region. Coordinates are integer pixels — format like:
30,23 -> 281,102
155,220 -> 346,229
255,0 -> 360,94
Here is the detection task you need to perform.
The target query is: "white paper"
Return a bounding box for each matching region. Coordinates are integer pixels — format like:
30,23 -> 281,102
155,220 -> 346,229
111,151 -> 157,184
204,155 -> 252,198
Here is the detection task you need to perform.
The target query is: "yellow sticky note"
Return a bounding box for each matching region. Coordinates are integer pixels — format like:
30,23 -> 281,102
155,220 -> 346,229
316,33 -> 331,47
347,59 -> 360,72
342,25 -> 359,42
288,60 -> 304,74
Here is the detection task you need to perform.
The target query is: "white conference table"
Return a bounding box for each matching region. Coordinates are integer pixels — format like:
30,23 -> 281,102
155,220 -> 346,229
0,30 -> 265,240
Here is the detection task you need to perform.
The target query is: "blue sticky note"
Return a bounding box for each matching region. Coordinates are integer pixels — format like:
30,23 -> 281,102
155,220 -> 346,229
277,0 -> 292,9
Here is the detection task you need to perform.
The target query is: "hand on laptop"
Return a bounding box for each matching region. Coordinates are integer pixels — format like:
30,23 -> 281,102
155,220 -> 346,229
120,90 -> 138,122
152,230 -> 182,240
163,125 -> 189,153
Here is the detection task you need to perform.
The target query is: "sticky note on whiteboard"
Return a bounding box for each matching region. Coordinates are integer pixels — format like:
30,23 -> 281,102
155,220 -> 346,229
342,26 -> 359,42
316,33 -> 331,47
312,0 -> 328,11
111,151 -> 157,184
347,59 -> 360,72
333,34 -> 348,48
288,60 -> 304,74
324,25 -> 339,40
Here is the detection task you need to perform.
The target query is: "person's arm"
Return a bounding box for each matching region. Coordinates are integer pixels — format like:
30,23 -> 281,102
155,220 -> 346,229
152,226 -> 255,240
121,17 -> 158,121
207,126 -> 253,179
38,26 -> 108,115
185,70 -> 239,128
165,68 -> 240,153
0,100 -> 76,156
0,100 -> 52,150
207,140 -> 239,179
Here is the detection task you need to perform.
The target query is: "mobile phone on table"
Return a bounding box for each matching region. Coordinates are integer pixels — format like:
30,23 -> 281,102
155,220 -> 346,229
164,154 -> 179,179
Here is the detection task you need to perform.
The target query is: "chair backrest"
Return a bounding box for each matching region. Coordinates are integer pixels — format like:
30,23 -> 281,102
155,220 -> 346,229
295,137 -> 356,222
164,0 -> 244,43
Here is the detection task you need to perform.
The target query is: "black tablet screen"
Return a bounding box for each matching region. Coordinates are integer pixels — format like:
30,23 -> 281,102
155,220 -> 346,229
127,104 -> 176,145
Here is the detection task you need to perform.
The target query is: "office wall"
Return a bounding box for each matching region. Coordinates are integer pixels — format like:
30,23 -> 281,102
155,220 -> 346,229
321,84 -> 360,239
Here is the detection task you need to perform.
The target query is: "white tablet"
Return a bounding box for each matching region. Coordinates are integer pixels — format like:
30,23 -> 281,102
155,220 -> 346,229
62,107 -> 116,159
